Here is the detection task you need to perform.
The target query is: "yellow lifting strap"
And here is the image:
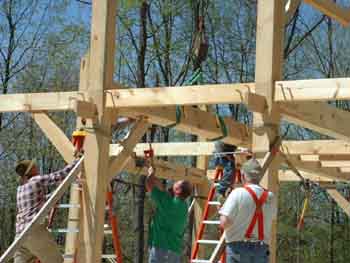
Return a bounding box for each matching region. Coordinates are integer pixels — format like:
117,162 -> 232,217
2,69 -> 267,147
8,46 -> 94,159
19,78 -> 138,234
297,191 -> 311,231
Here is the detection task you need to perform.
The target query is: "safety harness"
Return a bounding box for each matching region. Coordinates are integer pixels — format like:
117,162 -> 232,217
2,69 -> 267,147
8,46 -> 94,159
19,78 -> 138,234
244,185 -> 269,241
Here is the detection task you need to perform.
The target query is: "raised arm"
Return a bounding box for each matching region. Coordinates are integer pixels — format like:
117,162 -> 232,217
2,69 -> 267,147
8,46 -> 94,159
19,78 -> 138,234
36,159 -> 79,187
145,166 -> 165,192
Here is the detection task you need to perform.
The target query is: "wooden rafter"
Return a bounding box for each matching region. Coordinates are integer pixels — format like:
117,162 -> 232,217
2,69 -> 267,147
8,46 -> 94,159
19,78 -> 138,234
124,158 -> 207,185
304,0 -> 350,26
286,156 -> 350,181
326,189 -> 350,217
281,140 -> 350,155
118,107 -> 251,147
280,102 -> 350,142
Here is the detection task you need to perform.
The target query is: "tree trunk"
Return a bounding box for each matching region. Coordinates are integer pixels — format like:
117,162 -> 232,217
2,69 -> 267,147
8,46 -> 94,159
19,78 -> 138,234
134,2 -> 149,262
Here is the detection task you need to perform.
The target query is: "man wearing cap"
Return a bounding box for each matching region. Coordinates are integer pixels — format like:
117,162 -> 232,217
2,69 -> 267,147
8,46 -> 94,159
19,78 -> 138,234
14,159 -> 78,263
219,158 -> 277,263
146,166 -> 192,263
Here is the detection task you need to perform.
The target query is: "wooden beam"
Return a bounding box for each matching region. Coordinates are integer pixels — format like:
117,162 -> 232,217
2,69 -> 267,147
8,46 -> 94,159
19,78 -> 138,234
304,0 -> 350,26
0,91 -> 79,112
207,169 -> 339,183
124,158 -> 207,185
65,52 -> 90,262
280,102 -> 350,141
107,78 -> 350,106
320,161 -> 350,167
319,154 -> 350,161
247,96 -> 350,143
109,141 -> 216,157
326,189 -> 350,217
282,140 -> 350,155
275,78 -> 350,102
286,156 -> 350,181
76,1 -> 117,262
110,141 -> 350,157
278,170 -> 336,182
108,120 -> 150,179
253,2 -> 284,262
4,77 -> 350,113
31,112 -> 75,163
106,82 -> 254,107
118,107 -> 251,147
0,159 -> 83,263
74,100 -> 97,120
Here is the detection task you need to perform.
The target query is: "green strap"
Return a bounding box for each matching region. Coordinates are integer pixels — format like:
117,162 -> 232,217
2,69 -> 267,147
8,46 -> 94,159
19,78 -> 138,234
184,68 -> 202,85
166,105 -> 183,128
209,114 -> 228,141
167,69 -> 203,128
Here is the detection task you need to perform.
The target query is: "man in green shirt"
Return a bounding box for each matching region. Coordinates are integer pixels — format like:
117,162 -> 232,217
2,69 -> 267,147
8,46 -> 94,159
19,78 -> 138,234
146,167 -> 192,263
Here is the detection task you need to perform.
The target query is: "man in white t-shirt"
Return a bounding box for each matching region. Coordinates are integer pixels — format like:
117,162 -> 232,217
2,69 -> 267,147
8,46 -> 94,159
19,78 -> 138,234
219,158 -> 277,263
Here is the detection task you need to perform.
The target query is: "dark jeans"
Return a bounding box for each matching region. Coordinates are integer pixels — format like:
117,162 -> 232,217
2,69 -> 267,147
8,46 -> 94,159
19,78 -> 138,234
215,157 -> 235,195
226,241 -> 269,263
148,247 -> 181,263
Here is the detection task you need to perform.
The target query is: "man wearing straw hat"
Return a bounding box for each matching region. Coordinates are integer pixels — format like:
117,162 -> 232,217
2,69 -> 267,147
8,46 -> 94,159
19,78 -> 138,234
219,158 -> 277,263
13,159 -> 78,263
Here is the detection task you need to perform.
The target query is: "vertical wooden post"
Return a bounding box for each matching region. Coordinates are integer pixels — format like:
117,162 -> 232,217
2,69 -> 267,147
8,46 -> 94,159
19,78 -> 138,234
76,1 -> 117,262
253,1 -> 285,263
64,53 -> 90,262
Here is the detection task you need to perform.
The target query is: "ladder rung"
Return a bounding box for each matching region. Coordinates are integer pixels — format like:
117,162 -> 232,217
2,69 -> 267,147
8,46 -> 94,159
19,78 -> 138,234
102,254 -> 117,259
57,204 -> 80,208
191,260 -> 210,263
63,254 -> 116,259
208,201 -> 221,206
56,204 -> 109,210
49,228 -> 112,234
50,228 -> 79,233
203,220 -> 220,225
198,239 -> 220,245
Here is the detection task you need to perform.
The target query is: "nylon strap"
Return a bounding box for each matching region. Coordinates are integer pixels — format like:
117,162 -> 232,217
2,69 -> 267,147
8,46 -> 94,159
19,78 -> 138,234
209,114 -> 228,141
166,105 -> 183,128
244,185 -> 269,241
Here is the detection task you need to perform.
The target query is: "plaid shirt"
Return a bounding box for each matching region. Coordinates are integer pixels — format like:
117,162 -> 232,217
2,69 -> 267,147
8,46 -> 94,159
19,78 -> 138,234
16,161 -> 78,235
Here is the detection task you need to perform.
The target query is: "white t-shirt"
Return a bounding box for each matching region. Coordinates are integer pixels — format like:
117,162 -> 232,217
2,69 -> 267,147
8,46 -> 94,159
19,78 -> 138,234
219,184 -> 277,244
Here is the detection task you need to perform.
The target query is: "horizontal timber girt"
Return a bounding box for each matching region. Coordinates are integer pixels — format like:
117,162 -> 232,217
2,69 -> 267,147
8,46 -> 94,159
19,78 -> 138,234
3,78 -> 350,112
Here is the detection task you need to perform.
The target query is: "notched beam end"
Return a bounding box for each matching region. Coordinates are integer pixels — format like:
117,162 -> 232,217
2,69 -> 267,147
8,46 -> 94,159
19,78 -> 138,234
244,92 -> 267,114
74,100 -> 98,120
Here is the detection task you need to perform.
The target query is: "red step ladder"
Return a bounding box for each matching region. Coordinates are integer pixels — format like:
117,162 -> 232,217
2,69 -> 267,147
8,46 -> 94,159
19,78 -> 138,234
191,166 -> 226,263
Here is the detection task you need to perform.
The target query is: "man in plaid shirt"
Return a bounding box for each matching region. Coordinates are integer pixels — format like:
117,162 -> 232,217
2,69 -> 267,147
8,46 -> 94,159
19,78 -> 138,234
14,159 -> 78,263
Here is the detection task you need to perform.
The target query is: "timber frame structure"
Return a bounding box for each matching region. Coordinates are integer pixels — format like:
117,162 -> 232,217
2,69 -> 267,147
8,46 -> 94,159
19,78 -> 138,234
2,1 -> 350,262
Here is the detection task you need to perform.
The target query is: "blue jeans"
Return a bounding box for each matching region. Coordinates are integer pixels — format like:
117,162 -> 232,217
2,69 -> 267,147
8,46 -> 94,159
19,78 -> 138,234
215,157 -> 235,196
226,241 -> 269,263
148,247 -> 181,263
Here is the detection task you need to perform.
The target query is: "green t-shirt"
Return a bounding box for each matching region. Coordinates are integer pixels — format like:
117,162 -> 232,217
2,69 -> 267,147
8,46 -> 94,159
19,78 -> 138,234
148,187 -> 188,254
